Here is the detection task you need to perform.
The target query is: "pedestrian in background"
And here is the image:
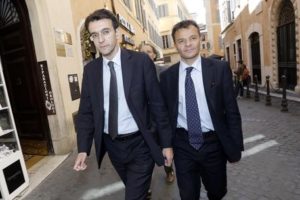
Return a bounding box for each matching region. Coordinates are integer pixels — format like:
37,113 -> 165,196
139,42 -> 168,80
242,63 -> 250,88
234,60 -> 244,97
160,19 -> 244,200
139,42 -> 175,184
73,9 -> 173,200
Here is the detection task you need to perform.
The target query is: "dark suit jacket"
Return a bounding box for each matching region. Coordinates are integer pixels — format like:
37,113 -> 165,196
160,57 -> 244,162
76,48 -> 172,168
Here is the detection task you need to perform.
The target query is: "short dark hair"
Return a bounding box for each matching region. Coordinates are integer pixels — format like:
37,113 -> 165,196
171,20 -> 200,42
84,9 -> 119,31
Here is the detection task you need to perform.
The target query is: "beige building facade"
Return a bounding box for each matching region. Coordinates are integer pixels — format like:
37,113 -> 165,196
0,0 -> 166,159
204,0 -> 224,57
220,0 -> 300,93
157,0 -> 190,65
199,26 -> 210,57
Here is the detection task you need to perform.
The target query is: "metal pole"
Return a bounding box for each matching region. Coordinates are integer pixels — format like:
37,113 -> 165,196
265,75 -> 271,106
281,75 -> 288,112
246,76 -> 251,98
254,75 -> 259,102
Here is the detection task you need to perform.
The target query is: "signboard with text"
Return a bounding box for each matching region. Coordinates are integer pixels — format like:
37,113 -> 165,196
37,61 -> 56,115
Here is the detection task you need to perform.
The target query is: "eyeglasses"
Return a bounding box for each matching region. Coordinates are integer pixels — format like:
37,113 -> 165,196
89,28 -> 112,41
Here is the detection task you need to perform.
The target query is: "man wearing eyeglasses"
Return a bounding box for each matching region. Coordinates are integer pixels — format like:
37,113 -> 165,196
73,9 -> 173,200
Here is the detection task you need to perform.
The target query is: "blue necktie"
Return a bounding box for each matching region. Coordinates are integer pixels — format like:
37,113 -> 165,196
185,67 -> 203,150
108,61 -> 118,139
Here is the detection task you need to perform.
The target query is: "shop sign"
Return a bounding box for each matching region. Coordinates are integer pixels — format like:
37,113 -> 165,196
37,61 -> 56,115
122,34 -> 135,46
117,14 -> 135,35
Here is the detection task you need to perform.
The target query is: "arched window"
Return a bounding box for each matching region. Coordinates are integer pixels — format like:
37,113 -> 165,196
277,0 -> 296,90
250,32 -> 261,84
278,0 -> 294,26
0,0 -> 20,28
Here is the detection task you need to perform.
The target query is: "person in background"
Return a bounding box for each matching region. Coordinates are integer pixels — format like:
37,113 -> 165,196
139,42 -> 168,80
242,63 -> 250,88
160,19 -> 243,200
234,60 -> 244,97
73,9 -> 173,200
139,42 -> 175,184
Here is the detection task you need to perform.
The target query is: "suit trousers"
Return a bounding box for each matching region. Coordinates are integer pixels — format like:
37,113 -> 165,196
103,132 -> 154,200
174,128 -> 227,200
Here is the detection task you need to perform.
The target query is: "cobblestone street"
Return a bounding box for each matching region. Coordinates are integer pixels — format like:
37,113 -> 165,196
22,96 -> 300,200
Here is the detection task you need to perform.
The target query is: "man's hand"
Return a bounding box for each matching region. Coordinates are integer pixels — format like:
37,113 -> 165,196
73,152 -> 88,171
162,148 -> 173,167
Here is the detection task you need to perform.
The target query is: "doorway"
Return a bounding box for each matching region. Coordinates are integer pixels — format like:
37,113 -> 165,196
0,0 -> 53,156
250,32 -> 261,84
277,0 -> 296,90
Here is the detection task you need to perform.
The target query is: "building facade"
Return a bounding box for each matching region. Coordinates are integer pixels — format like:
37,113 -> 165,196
220,0 -> 300,93
204,0 -> 224,57
157,0 -> 190,65
0,0 -> 168,159
199,25 -> 210,57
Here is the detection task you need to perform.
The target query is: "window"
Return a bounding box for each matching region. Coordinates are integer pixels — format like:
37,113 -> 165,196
148,22 -> 163,48
227,0 -> 233,22
135,0 -> 147,29
233,43 -> 236,66
123,0 -> 131,10
148,0 -> 159,19
141,9 -> 147,29
0,0 -> 20,28
218,36 -> 223,49
135,0 -> 142,22
237,39 -> 242,61
226,46 -> 230,63
158,4 -> 168,18
178,6 -> 184,20
162,35 -> 172,49
233,43 -> 236,54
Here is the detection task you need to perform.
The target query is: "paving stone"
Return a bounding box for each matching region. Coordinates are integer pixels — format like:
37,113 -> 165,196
22,95 -> 300,200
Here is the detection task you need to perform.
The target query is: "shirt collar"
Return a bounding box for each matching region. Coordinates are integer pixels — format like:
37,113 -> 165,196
103,46 -> 121,67
179,56 -> 202,73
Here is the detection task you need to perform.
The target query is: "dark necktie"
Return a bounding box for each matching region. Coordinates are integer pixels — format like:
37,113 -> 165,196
108,61 -> 118,139
185,67 -> 203,150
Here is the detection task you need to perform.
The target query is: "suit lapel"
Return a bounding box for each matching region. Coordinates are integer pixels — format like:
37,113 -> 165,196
201,57 -> 216,112
93,58 -> 104,111
170,64 -> 179,126
120,49 -> 133,99
88,57 -> 104,137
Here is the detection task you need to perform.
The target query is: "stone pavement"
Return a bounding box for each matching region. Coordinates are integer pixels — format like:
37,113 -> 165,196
20,96 -> 300,200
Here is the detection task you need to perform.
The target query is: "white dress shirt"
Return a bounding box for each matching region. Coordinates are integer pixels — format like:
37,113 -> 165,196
177,56 -> 215,132
103,47 -> 138,135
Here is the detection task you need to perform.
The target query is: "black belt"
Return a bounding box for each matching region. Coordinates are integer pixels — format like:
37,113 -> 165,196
114,131 -> 141,141
176,128 -> 218,141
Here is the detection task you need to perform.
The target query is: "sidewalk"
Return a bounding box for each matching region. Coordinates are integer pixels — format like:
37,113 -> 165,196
15,154 -> 69,200
17,95 -> 300,200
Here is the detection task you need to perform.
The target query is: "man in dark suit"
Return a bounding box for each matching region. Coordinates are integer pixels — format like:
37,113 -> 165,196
160,20 -> 243,200
73,9 -> 173,200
